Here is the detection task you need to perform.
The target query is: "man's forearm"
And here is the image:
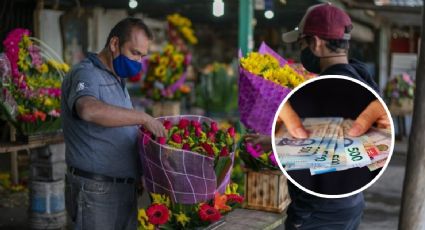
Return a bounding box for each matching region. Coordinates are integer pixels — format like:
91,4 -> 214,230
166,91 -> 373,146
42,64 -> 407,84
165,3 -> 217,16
76,96 -> 150,127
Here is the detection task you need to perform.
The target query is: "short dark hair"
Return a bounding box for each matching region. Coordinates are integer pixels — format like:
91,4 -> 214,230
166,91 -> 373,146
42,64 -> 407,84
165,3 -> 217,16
305,36 -> 350,53
104,17 -> 153,48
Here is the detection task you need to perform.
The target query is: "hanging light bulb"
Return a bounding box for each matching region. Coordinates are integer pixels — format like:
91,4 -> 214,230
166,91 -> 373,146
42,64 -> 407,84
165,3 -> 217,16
213,0 -> 224,17
264,10 -> 274,19
129,0 -> 138,9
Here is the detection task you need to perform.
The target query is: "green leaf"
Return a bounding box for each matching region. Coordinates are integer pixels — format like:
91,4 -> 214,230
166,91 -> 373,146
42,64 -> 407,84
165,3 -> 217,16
215,156 -> 232,186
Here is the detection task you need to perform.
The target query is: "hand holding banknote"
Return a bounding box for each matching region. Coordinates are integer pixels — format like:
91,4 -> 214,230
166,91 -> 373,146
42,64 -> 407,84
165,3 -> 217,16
279,102 -> 309,139
348,99 -> 390,137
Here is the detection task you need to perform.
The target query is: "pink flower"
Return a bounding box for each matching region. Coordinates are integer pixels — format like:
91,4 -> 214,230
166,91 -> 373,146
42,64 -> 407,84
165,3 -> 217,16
210,122 -> 218,133
220,147 -> 229,157
157,137 -> 166,145
48,109 -> 60,117
171,133 -> 182,143
163,120 -> 172,130
18,114 -> 36,123
246,143 -> 261,158
178,119 -> 190,129
182,143 -> 190,150
269,153 -> 278,166
143,132 -> 152,145
227,127 -> 235,137
191,120 -> 201,128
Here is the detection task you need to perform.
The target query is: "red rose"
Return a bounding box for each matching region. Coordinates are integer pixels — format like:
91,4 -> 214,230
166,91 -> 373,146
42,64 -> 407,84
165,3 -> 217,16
207,131 -> 216,142
171,134 -> 182,143
157,137 -> 166,145
227,127 -> 235,137
163,120 -> 172,130
220,147 -> 229,157
191,120 -> 201,128
146,204 -> 170,225
178,119 -> 190,129
210,122 -> 218,133
184,129 -> 190,138
195,127 -> 203,137
201,143 -> 215,156
182,143 -> 190,150
199,203 -> 221,222
226,194 -> 244,204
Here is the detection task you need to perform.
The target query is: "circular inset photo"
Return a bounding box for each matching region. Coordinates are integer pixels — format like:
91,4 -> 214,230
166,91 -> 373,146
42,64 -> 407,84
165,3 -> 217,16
272,75 -> 395,198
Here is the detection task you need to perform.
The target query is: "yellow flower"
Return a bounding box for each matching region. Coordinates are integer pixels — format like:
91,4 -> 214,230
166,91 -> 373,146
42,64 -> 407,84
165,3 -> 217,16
61,63 -> 70,72
172,54 -> 184,65
159,56 -> 170,66
137,209 -> 154,230
17,105 -> 28,115
175,212 -> 190,227
154,66 -> 167,77
44,98 -> 53,107
151,193 -> 171,207
225,183 -> 239,195
38,63 -> 49,73
163,44 -> 175,54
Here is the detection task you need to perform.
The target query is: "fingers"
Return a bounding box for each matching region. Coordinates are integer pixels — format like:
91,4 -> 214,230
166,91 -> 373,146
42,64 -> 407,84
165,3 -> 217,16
280,102 -> 308,139
349,99 -> 388,136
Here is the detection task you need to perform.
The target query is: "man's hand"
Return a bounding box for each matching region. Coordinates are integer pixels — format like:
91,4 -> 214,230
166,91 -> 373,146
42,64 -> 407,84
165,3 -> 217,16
348,99 -> 390,137
279,102 -> 309,139
143,116 -> 167,137
244,134 -> 272,152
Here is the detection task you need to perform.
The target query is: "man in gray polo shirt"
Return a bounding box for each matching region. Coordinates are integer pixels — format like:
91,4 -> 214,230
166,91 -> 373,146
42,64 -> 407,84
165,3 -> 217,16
61,18 -> 166,230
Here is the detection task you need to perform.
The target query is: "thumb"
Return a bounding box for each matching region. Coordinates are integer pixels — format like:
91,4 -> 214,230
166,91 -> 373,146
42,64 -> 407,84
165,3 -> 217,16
280,102 -> 308,139
349,100 -> 387,137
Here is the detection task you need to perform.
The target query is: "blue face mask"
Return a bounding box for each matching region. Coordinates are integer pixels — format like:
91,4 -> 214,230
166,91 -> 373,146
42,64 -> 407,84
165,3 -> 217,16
112,53 -> 142,78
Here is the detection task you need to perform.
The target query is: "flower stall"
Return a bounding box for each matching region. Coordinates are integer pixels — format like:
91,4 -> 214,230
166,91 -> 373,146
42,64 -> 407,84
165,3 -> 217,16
0,28 -> 69,140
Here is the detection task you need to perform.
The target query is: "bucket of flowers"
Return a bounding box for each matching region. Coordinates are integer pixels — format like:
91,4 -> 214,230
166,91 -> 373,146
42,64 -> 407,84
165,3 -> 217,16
142,44 -> 191,117
0,28 -> 69,139
139,115 -> 243,228
238,42 -> 306,135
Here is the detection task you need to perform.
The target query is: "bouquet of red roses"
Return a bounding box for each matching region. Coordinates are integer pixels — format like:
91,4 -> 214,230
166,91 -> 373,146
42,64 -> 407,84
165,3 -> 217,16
139,115 -> 236,204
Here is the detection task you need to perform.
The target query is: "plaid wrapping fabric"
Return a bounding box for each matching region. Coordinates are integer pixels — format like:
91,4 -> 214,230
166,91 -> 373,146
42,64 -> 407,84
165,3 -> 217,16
139,115 -> 235,204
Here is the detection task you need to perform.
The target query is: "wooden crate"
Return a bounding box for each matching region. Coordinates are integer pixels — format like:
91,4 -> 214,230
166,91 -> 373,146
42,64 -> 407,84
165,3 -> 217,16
243,169 -> 291,213
152,101 -> 181,117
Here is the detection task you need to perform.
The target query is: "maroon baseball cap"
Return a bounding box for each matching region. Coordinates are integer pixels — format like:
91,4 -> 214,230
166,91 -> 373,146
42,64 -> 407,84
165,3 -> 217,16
282,3 -> 352,43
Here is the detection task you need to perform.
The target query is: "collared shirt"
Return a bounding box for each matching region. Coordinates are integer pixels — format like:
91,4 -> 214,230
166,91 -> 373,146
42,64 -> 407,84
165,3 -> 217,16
61,52 -> 139,178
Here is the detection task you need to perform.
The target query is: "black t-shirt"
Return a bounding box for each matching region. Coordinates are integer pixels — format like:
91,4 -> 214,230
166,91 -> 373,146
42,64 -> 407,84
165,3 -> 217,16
286,59 -> 380,209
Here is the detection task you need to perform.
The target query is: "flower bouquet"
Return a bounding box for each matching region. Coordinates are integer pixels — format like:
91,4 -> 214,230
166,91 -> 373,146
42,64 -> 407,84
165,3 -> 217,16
0,28 -> 69,136
137,183 -> 243,229
238,42 -> 305,135
238,141 -> 279,172
142,44 -> 191,102
385,72 -> 415,113
167,13 -> 198,53
139,115 -> 236,205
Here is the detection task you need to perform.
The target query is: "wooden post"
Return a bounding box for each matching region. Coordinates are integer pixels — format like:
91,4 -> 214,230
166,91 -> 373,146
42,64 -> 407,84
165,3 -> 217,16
9,125 -> 18,184
398,5 -> 425,229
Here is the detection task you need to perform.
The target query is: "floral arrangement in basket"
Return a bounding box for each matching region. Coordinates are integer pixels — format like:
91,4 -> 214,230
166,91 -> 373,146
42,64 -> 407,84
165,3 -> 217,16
238,140 -> 279,172
139,115 -> 240,228
0,28 -> 69,135
384,72 -> 415,106
137,183 -> 243,229
238,42 -> 306,135
167,13 -> 198,53
142,44 -> 191,101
